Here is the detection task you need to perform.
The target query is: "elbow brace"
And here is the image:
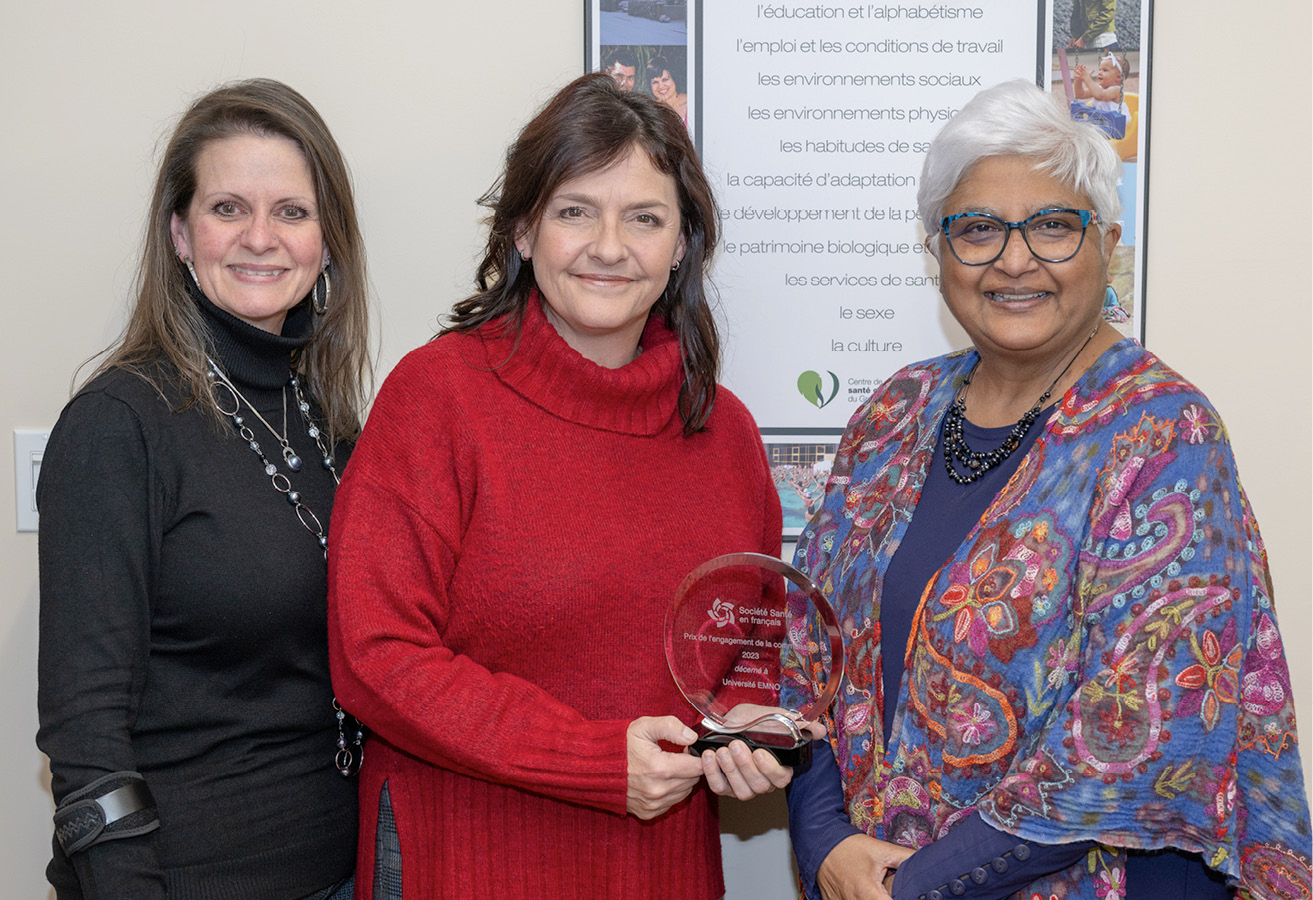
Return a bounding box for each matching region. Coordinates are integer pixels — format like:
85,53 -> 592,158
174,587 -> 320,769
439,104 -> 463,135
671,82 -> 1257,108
53,771 -> 160,855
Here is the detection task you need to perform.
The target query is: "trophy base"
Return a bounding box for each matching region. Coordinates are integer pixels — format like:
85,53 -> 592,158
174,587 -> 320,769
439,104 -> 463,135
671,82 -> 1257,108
689,728 -> 812,768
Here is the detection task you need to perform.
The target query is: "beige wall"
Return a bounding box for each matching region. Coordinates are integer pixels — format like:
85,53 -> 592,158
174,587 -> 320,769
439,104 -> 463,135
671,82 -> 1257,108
1,2 -> 1307,897
1143,1 -> 1312,793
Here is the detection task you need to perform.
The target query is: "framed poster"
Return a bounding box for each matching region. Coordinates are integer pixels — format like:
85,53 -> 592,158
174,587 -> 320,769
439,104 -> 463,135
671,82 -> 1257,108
587,0 -> 1152,536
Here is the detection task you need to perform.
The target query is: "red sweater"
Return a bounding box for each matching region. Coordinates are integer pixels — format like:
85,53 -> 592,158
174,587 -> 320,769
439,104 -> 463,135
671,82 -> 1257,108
327,296 -> 781,898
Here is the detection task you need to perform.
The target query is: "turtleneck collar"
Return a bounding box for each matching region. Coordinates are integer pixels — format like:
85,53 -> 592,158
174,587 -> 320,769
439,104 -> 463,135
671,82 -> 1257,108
192,282 -> 314,390
480,291 -> 684,436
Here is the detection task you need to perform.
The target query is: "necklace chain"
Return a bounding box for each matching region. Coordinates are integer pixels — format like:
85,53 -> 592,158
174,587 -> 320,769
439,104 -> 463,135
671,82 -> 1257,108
206,360 -> 363,776
942,325 -> 1100,485
207,357 -> 305,472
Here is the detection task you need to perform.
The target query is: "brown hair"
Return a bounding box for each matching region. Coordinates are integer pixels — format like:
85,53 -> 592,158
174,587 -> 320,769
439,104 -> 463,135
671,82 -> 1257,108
646,55 -> 679,90
88,78 -> 371,442
445,72 -> 720,434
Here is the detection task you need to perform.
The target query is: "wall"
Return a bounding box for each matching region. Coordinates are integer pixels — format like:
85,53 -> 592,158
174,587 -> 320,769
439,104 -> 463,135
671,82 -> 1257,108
1,2 -> 1307,897
1143,0 -> 1311,795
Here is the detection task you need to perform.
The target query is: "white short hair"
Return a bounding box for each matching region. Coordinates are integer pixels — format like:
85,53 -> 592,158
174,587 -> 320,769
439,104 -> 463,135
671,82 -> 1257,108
917,80 -> 1123,255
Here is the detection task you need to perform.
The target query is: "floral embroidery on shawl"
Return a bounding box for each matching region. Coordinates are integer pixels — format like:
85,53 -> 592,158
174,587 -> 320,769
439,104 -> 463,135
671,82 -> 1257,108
785,342 -> 1312,899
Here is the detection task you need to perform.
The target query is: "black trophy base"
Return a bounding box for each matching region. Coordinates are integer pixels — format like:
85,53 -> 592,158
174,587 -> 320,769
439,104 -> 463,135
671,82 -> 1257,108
689,728 -> 812,768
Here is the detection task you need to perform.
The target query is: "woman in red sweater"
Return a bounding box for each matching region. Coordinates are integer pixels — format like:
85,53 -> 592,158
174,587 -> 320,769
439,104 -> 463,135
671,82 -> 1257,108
327,73 -> 799,898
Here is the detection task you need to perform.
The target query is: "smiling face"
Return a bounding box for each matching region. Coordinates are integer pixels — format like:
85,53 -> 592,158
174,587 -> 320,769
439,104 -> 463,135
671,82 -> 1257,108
170,133 -> 324,333
937,155 -> 1120,369
515,144 -> 686,368
1095,58 -> 1122,87
650,69 -> 677,102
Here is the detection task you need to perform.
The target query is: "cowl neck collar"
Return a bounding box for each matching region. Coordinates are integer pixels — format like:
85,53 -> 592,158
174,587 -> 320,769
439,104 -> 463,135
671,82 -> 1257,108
478,291 -> 684,436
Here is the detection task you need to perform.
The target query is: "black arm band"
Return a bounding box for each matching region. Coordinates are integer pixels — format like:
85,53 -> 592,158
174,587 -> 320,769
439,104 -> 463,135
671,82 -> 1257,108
53,771 -> 160,855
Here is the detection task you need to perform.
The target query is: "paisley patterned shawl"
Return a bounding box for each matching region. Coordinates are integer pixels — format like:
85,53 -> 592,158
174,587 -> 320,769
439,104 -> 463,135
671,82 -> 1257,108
781,339 -> 1312,899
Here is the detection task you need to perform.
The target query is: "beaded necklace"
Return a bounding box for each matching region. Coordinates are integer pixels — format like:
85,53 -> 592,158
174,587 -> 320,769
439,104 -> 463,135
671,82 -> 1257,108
942,325 -> 1099,485
206,359 -> 365,776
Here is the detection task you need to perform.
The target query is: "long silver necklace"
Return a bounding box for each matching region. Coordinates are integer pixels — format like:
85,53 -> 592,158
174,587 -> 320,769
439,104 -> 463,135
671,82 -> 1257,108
206,359 -> 364,776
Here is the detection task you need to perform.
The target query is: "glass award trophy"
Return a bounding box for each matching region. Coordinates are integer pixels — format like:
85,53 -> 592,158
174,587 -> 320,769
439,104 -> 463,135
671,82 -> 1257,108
664,552 -> 843,767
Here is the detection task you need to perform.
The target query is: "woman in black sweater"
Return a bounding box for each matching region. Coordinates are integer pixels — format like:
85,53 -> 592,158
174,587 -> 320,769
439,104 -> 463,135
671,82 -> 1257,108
37,79 -> 371,900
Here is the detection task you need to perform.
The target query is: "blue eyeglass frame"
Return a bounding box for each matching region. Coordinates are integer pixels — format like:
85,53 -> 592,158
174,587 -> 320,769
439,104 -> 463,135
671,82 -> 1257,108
939,208 -> 1099,265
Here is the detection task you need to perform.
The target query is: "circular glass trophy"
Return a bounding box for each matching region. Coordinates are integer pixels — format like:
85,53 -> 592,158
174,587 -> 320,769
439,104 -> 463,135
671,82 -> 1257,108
664,552 -> 843,767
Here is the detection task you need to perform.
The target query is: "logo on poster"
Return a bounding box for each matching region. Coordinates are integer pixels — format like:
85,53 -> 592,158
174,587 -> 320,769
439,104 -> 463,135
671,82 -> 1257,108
797,370 -> 840,408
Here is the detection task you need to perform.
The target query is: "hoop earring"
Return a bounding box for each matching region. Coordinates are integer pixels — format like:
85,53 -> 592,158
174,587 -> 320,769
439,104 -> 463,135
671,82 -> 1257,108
671,259 -> 680,271
312,268 -> 331,315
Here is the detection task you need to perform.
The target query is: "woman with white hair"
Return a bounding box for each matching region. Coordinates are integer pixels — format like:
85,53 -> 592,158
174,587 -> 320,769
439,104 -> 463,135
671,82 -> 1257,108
782,80 -> 1311,899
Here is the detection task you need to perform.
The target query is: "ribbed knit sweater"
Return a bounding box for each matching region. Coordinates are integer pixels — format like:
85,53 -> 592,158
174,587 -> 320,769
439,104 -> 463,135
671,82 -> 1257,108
327,294 -> 781,898
37,296 -> 356,900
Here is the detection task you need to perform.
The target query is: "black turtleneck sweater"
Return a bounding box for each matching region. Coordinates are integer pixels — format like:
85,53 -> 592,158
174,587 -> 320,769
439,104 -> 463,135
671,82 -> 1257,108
37,296 -> 356,900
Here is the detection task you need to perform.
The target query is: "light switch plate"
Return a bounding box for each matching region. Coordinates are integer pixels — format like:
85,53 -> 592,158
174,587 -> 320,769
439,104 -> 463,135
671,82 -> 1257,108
15,429 -> 49,532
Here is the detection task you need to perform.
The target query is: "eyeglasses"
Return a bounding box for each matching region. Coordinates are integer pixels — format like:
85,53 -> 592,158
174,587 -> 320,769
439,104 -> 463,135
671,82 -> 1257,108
940,208 -> 1098,266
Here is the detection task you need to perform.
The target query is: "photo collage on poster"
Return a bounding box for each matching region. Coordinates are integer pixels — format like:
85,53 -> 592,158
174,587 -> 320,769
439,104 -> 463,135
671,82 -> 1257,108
590,0 -> 695,137
1052,0 -> 1145,333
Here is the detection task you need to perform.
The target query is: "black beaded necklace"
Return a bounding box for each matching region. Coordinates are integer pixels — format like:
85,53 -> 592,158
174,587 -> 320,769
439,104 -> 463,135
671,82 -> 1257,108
942,325 -> 1100,485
